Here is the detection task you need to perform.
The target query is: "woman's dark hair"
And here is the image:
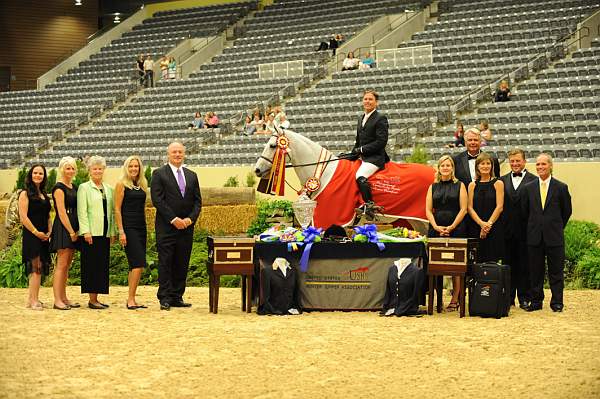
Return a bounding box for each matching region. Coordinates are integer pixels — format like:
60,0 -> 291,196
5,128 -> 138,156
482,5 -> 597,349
24,164 -> 49,201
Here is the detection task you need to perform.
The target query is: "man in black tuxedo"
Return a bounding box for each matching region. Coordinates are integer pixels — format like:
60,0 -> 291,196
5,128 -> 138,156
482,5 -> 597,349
452,128 -> 500,187
351,89 -> 389,219
151,142 -> 202,310
521,153 -> 572,312
500,148 -> 537,309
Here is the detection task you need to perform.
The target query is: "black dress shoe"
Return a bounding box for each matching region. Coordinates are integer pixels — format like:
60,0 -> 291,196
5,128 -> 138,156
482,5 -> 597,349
160,301 -> 171,311
551,304 -> 564,312
170,300 -> 192,308
525,303 -> 543,312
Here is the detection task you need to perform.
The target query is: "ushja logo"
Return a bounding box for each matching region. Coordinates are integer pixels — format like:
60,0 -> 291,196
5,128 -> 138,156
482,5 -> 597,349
340,266 -> 370,281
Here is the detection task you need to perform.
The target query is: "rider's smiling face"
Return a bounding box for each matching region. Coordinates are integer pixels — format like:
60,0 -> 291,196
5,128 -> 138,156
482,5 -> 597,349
362,93 -> 377,114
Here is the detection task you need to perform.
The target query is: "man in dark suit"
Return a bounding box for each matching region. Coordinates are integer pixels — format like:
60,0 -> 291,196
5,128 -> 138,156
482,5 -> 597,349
351,89 -> 389,219
521,153 -> 572,312
500,148 -> 537,309
151,141 -> 202,310
452,128 -> 500,187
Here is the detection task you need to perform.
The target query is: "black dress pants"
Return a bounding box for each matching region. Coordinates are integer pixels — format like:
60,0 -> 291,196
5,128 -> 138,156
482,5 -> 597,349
528,242 -> 565,307
156,227 -> 193,303
505,236 -> 531,304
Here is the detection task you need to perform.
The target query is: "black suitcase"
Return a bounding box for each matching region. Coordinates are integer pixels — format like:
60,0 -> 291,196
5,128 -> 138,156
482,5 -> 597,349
468,262 -> 511,318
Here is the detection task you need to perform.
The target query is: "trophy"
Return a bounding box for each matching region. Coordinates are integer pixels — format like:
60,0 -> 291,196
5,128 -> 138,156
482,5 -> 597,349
292,193 -> 317,229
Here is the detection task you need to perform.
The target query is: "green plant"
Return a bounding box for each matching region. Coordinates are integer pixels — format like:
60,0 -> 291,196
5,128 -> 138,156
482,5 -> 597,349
405,144 -> 429,164
145,165 -> 153,186
0,236 -> 28,288
14,166 -> 27,192
574,245 -> 600,289
72,159 -> 90,187
46,168 -> 57,192
246,171 -> 257,187
564,220 -> 600,280
246,199 -> 294,237
224,175 -> 239,187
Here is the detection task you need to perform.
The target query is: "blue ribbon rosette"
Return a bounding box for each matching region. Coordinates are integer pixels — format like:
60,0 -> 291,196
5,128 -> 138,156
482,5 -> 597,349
297,226 -> 322,272
353,224 -> 385,251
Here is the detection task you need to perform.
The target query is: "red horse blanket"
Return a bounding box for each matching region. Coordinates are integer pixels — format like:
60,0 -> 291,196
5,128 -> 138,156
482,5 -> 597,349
312,160 -> 435,228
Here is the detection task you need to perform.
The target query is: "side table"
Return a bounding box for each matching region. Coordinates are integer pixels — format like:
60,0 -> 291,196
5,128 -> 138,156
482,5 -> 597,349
207,236 -> 255,314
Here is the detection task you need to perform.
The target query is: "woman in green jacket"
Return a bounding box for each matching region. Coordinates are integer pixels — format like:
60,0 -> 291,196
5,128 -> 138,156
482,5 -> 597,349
77,156 -> 118,309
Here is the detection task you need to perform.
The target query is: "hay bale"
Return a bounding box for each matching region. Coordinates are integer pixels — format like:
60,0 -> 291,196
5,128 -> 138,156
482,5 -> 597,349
201,187 -> 256,206
144,204 -> 257,234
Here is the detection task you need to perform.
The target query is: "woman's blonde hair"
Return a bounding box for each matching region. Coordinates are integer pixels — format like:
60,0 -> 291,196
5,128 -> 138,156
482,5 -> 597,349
435,155 -> 458,183
475,152 -> 495,180
120,155 -> 148,191
57,156 -> 77,180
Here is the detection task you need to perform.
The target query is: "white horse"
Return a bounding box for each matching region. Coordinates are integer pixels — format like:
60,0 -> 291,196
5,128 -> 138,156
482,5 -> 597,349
254,129 -> 435,229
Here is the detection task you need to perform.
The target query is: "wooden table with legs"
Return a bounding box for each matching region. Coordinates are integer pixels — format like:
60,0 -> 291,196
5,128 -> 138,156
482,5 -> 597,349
207,236 -> 255,314
427,238 -> 478,318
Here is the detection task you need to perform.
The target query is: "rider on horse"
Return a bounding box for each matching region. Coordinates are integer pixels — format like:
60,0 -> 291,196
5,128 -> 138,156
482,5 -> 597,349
350,89 -> 389,220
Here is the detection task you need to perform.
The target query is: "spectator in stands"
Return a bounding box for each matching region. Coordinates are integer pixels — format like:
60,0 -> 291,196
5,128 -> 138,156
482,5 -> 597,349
19,164 -> 51,311
160,56 -> 169,80
278,113 -> 290,129
136,54 -> 145,85
251,113 -> 264,132
316,40 -> 329,51
273,105 -> 286,126
479,120 -> 492,146
244,115 -> 256,135
143,55 -> 154,88
188,112 -> 203,130
168,57 -> 177,79
494,80 -> 511,102
257,113 -> 276,135
205,112 -> 219,128
447,122 -> 465,148
77,155 -> 117,310
342,52 -> 360,71
359,52 -> 375,69
329,35 -> 339,55
50,157 -> 80,310
335,33 -> 345,45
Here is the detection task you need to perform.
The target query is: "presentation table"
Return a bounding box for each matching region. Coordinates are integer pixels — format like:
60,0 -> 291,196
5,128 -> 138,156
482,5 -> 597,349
254,241 -> 427,310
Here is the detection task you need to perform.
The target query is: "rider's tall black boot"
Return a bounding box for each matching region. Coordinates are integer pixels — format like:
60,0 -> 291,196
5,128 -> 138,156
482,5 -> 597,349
356,176 -> 378,220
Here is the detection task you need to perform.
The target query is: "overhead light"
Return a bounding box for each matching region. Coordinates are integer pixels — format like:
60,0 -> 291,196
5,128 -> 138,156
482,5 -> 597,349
75,0 -> 82,5
114,13 -> 121,23
140,4 -> 144,9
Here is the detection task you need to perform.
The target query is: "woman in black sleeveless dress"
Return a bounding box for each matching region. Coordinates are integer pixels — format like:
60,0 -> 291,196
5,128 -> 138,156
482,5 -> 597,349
49,157 -> 80,310
18,165 -> 52,310
426,155 -> 468,311
468,152 -> 505,263
114,156 -> 148,309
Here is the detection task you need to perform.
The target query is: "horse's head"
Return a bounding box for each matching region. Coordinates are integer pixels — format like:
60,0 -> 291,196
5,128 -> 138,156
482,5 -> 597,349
254,132 -> 281,178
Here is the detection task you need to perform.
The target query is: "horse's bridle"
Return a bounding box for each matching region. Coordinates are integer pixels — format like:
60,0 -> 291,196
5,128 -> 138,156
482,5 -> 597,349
259,134 -> 352,169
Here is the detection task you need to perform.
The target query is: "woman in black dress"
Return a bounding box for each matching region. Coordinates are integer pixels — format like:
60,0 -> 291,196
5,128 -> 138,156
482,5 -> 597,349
468,152 -> 505,263
50,156 -> 80,310
425,155 -> 468,311
77,156 -> 117,309
18,164 -> 52,310
114,155 -> 148,309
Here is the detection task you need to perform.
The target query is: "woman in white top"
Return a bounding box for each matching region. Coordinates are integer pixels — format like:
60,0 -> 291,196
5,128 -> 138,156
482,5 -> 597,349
342,52 -> 360,71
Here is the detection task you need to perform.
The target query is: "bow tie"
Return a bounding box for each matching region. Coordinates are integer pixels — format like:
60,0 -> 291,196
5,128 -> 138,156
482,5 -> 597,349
467,154 -> 478,160
512,172 -> 523,177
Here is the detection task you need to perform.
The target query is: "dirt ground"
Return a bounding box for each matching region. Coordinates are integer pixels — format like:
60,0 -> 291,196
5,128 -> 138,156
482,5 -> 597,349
1,286 -> 599,399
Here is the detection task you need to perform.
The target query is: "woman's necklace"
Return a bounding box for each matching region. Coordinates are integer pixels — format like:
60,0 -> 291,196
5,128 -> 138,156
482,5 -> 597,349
132,185 -> 141,190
